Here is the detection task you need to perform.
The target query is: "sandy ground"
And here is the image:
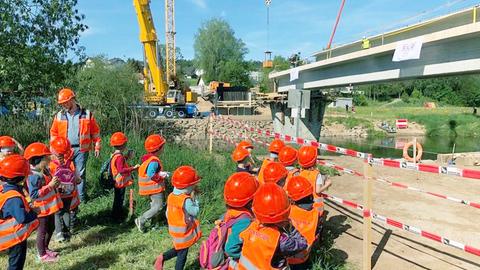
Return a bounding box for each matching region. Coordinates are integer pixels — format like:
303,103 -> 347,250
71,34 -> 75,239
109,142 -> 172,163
323,155 -> 480,270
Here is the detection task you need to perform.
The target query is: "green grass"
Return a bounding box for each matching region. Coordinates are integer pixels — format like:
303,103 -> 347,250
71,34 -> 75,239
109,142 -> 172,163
324,116 -> 385,138
0,134 -> 349,270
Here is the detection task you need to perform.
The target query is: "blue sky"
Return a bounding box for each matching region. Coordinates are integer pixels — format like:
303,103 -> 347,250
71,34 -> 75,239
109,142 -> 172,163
77,0 -> 479,61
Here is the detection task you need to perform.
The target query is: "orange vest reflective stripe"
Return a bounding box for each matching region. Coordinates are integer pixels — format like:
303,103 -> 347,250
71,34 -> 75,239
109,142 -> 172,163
257,159 -> 272,185
287,205 -> 319,265
167,193 -> 202,249
111,154 -> 133,189
29,171 -> 63,217
0,190 -> 39,251
138,156 -> 165,196
299,169 -> 324,216
50,109 -> 101,152
237,220 -> 281,270
69,189 -> 80,210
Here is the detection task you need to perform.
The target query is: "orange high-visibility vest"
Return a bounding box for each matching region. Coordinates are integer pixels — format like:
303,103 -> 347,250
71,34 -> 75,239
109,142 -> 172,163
226,209 -> 253,270
237,220 -> 281,270
110,154 -> 133,189
0,190 -> 39,251
300,169 -> 324,216
257,159 -> 272,185
28,171 -> 63,218
166,193 -> 202,250
50,108 -> 101,153
287,205 -> 319,265
138,156 -> 165,196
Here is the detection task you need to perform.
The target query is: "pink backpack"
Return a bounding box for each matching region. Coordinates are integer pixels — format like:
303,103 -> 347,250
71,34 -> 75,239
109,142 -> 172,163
199,213 -> 250,270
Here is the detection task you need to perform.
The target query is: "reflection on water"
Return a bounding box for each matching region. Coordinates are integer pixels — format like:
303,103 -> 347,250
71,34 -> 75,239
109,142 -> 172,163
321,136 -> 480,160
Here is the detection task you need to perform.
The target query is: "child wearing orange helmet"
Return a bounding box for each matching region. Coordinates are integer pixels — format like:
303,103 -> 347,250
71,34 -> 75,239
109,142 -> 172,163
285,176 -> 323,269
155,166 -> 202,270
263,162 -> 289,187
0,154 -> 39,270
49,137 -> 80,242
298,146 -> 332,219
0,136 -> 23,161
25,142 -> 62,263
279,145 -> 300,183
109,132 -> 139,222
135,134 -> 169,232
236,183 -> 307,269
257,138 -> 285,184
231,147 -> 256,174
221,172 -> 258,267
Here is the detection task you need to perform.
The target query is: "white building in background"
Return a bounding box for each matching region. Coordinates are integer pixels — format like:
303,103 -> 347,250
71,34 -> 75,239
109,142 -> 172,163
328,97 -> 353,108
189,77 -> 207,96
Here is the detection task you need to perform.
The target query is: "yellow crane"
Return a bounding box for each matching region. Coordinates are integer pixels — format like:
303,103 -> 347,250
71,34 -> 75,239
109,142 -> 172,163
133,0 -> 198,118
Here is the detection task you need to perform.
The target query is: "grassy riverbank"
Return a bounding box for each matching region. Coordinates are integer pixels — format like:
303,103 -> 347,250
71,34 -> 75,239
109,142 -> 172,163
0,133 -> 350,270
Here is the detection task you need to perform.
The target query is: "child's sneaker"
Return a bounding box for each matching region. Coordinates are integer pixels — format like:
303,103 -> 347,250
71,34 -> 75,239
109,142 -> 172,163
46,249 -> 59,257
39,254 -> 59,263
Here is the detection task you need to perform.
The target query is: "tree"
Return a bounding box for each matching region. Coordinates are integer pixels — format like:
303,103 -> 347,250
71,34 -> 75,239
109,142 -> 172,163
0,0 -> 87,100
194,18 -> 251,86
259,56 -> 291,93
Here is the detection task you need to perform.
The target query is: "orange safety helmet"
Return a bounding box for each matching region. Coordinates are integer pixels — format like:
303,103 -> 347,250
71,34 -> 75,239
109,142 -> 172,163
224,172 -> 259,208
231,147 -> 250,163
144,134 -> 166,153
298,146 -> 318,168
0,136 -> 16,148
237,140 -> 254,150
50,137 -> 71,155
110,132 -> 128,147
0,154 -> 30,179
24,142 -> 52,161
278,146 -> 298,166
171,165 -> 201,189
268,139 -> 285,154
57,88 -> 76,104
286,176 -> 313,201
252,183 -> 291,224
263,162 -> 288,184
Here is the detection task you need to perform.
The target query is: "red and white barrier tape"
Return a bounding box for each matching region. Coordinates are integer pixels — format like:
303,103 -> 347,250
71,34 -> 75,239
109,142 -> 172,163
369,158 -> 480,181
323,193 -> 480,257
214,115 -> 480,181
318,160 -> 480,210
214,115 -> 372,159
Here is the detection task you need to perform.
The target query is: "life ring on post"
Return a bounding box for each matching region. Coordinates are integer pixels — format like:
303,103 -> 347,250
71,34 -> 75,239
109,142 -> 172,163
403,141 -> 423,162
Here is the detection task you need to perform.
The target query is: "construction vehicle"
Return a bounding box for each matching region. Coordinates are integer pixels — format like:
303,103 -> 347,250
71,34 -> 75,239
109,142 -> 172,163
133,0 -> 199,119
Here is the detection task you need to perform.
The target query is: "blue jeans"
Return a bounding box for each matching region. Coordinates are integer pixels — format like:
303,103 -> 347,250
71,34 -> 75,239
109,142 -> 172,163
72,148 -> 89,202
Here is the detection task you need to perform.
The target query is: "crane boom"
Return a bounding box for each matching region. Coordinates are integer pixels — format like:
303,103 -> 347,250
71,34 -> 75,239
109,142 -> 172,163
165,0 -> 176,84
133,0 -> 168,104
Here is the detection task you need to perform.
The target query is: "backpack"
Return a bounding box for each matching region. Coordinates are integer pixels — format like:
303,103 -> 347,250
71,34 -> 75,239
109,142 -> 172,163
99,154 -> 118,190
199,213 -> 250,270
54,161 -> 76,196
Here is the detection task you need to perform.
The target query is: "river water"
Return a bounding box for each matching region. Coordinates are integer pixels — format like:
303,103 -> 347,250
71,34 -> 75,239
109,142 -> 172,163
321,136 -> 480,160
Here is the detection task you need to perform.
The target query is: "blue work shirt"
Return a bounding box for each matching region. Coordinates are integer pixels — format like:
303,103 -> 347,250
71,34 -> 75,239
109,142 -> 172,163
66,108 -> 81,146
1,183 -> 37,224
146,161 -> 160,178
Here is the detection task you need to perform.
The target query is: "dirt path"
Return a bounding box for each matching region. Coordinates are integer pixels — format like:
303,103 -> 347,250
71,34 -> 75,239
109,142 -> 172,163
323,155 -> 480,270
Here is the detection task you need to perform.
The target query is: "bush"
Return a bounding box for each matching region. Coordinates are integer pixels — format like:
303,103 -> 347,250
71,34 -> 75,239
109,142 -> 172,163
401,91 -> 410,103
411,88 -> 423,99
353,94 -> 368,106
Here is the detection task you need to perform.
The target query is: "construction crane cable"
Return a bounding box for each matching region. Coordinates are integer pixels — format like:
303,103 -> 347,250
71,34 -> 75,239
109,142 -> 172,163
326,0 -> 346,50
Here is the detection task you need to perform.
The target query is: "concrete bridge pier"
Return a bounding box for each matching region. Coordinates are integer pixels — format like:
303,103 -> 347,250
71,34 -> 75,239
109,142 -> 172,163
269,93 -> 329,141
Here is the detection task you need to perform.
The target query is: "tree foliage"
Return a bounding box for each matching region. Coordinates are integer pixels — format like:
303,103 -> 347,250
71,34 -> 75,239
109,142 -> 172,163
259,56 -> 291,92
358,76 -> 480,107
194,18 -> 251,87
0,0 -> 87,98
67,56 -> 144,134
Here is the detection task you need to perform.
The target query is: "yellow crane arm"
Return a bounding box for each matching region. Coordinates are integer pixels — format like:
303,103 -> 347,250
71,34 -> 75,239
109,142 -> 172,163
133,0 -> 168,104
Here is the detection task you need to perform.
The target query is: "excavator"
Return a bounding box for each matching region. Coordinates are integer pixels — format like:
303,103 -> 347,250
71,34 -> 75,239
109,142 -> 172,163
133,0 -> 199,119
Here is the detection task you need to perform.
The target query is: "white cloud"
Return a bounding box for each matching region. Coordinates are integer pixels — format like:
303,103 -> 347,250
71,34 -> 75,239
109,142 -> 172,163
191,0 -> 207,9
